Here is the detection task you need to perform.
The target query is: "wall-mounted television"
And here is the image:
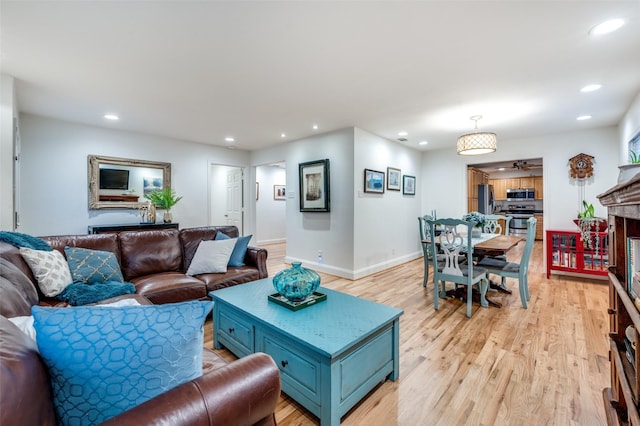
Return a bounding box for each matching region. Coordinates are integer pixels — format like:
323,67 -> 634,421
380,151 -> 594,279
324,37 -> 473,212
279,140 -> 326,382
99,168 -> 130,190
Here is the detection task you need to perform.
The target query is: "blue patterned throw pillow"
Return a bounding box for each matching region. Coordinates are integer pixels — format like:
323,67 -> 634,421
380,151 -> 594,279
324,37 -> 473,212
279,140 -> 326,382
64,246 -> 124,284
214,232 -> 252,266
32,301 -> 213,425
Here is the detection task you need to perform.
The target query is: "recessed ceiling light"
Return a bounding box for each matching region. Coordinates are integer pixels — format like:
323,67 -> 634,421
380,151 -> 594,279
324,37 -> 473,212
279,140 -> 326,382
498,167 -> 506,171
225,137 -> 235,142
577,115 -> 592,121
589,19 -> 624,36
312,124 -> 318,130
419,140 -> 428,146
104,114 -> 119,120
280,133 -> 286,138
398,131 -> 408,137
581,84 -> 602,92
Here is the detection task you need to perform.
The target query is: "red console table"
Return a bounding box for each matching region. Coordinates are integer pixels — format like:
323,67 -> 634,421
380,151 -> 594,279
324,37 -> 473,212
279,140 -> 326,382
546,229 -> 608,279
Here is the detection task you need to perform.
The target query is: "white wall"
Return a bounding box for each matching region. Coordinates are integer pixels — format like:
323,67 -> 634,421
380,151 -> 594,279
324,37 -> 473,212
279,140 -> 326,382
255,164 -> 286,244
18,114 -> 251,235
0,74 -> 17,230
353,128 -> 422,277
421,126 -> 620,232
620,91 -> 640,163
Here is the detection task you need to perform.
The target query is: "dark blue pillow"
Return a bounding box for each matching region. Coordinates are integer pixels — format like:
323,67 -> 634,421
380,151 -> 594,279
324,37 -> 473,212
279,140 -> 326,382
32,301 -> 212,425
214,232 -> 252,267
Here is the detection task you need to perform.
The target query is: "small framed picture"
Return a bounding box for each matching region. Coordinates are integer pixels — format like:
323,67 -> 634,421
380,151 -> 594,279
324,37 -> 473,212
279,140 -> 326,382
403,175 -> 416,195
299,159 -> 330,212
364,169 -> 385,194
387,167 -> 401,191
273,185 -> 286,200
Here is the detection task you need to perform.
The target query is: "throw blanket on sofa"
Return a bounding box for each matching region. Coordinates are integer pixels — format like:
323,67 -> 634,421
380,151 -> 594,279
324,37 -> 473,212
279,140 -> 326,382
0,231 -> 52,251
56,282 -> 136,306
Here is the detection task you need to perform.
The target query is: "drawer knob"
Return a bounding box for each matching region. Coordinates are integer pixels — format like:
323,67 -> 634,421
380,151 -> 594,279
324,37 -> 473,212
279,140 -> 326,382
228,327 -> 235,334
281,360 -> 288,368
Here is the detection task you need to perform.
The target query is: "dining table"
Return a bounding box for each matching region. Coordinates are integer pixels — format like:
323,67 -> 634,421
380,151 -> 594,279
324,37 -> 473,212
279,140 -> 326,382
424,232 -> 524,308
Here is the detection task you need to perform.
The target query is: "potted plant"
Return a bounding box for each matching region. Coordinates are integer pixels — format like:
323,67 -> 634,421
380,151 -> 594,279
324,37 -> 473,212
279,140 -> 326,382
462,211 -> 485,237
144,188 -> 183,223
574,200 -> 607,249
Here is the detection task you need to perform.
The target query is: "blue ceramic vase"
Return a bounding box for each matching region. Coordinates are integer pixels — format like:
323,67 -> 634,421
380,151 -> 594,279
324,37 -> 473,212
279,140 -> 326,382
272,262 -> 321,302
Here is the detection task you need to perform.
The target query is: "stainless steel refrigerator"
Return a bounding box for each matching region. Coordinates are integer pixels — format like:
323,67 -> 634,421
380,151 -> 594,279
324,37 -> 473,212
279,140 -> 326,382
478,184 -> 494,214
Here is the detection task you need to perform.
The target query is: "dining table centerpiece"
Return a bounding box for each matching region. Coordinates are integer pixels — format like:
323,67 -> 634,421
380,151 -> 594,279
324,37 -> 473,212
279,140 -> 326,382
462,211 -> 486,237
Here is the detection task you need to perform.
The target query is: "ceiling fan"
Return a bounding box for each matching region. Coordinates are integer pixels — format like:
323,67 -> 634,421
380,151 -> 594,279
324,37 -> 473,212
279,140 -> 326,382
512,160 -> 542,170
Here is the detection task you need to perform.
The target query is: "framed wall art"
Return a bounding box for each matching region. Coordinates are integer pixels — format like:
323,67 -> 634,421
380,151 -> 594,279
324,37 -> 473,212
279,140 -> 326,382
299,159 -> 330,212
403,175 -> 416,195
387,167 -> 401,191
364,169 -> 385,194
274,184 -> 286,200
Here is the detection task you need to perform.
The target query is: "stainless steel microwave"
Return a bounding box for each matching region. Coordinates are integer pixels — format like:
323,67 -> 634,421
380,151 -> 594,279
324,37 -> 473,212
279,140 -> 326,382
506,188 -> 535,201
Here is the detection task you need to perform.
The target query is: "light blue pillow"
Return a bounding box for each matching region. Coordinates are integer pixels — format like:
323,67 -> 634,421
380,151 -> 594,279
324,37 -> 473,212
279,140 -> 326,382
32,301 -> 213,425
214,232 -> 252,267
64,246 -> 124,284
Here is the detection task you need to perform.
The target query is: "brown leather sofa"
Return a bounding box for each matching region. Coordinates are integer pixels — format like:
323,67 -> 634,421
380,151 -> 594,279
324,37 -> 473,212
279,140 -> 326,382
0,258 -> 281,425
0,226 -> 268,305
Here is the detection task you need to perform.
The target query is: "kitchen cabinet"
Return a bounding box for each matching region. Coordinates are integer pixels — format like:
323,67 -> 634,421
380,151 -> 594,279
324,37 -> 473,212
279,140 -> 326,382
597,174 -> 640,425
519,177 -> 535,188
467,168 -> 488,212
545,229 -> 608,278
488,176 -> 543,200
489,179 -> 508,200
534,176 -> 544,199
534,214 -> 543,240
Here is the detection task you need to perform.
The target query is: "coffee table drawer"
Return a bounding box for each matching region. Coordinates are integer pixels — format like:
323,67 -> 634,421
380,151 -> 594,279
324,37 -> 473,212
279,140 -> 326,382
258,330 -> 322,408
218,309 -> 254,357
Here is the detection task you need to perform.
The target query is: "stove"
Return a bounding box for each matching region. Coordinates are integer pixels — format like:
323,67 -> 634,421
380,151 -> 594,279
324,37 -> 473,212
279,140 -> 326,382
504,204 -> 535,235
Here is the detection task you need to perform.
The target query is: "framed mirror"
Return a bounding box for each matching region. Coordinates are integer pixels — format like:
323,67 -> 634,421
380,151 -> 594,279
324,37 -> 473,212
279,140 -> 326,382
88,155 -> 171,209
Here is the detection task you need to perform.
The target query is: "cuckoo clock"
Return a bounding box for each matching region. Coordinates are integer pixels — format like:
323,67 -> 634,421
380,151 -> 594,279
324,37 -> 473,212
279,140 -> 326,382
569,153 -> 594,179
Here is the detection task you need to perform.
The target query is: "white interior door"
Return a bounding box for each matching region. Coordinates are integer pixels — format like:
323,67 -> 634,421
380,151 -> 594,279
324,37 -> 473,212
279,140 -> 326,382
225,168 -> 243,234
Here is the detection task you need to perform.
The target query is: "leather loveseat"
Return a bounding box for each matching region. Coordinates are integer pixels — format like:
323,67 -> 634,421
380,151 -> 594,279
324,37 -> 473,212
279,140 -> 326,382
0,226 -> 268,305
0,258 -> 281,425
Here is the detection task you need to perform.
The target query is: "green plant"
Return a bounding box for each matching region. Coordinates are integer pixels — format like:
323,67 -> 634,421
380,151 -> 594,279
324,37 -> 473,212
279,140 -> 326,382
144,188 -> 182,210
630,150 -> 640,164
577,200 -> 595,219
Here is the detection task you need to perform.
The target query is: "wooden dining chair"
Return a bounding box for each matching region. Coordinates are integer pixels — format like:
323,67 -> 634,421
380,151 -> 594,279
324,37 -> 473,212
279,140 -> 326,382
418,215 -> 435,287
477,217 -> 537,308
427,218 -> 489,318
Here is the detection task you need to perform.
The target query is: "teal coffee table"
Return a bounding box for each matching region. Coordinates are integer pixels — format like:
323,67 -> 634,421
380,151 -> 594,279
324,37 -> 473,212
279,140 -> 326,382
210,278 -> 403,426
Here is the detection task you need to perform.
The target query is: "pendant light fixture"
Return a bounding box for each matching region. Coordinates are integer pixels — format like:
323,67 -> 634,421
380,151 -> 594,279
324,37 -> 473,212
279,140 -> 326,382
456,115 -> 497,155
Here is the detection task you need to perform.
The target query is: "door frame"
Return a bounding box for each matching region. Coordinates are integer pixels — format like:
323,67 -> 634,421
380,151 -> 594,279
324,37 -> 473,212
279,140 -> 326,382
208,163 -> 246,234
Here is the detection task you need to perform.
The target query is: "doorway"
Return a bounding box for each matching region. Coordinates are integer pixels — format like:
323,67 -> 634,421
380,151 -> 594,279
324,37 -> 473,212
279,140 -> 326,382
209,164 -> 243,234
255,162 -> 286,245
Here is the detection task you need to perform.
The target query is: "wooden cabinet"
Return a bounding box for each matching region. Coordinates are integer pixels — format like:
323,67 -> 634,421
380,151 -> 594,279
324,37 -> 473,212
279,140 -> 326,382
534,214 -> 544,240
489,179 -> 508,200
598,175 -> 640,425
88,223 -> 179,234
467,168 -> 488,212
519,177 -> 535,188
534,176 -> 544,199
545,229 -> 608,279
488,176 -> 544,200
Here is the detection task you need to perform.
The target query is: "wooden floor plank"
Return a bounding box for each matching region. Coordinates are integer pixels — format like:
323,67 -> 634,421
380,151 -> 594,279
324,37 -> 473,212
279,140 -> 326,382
203,241 -> 610,425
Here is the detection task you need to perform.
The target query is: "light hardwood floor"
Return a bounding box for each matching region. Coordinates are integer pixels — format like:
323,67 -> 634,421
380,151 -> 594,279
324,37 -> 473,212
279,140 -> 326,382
204,241 -> 610,425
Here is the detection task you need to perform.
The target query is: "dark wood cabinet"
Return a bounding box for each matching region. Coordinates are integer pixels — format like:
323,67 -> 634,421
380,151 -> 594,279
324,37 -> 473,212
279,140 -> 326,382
598,174 -> 640,425
88,223 -> 179,234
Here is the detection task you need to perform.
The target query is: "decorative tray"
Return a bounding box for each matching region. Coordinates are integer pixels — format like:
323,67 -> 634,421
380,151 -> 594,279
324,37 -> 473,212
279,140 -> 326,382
268,292 -> 327,311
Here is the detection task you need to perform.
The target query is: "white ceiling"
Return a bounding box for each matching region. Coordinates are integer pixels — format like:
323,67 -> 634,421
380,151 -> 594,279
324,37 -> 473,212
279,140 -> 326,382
1,1 -> 639,152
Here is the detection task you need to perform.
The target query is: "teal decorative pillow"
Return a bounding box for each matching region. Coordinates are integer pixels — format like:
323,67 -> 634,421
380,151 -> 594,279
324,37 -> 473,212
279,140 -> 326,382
55,281 -> 136,306
32,301 -> 213,425
215,232 -> 252,267
64,246 -> 124,284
